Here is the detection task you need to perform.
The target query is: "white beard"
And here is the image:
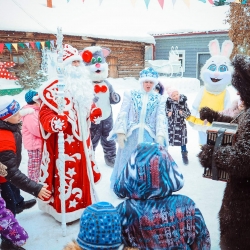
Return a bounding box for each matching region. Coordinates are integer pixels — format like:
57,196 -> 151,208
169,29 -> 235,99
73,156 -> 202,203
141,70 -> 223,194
64,64 -> 94,115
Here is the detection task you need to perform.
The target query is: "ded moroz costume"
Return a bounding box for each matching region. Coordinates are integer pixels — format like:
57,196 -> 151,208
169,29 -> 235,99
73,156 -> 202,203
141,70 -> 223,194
38,44 -> 101,223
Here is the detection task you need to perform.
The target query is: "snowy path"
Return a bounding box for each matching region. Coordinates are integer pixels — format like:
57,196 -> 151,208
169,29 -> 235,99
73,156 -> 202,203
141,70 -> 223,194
15,78 -> 228,250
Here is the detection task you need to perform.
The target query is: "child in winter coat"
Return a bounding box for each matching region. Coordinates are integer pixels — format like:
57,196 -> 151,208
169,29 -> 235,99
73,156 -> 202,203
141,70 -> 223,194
166,87 -> 191,165
0,162 -> 28,250
0,95 -> 51,248
63,201 -> 123,250
20,90 -> 42,183
219,97 -> 245,117
114,142 -> 211,250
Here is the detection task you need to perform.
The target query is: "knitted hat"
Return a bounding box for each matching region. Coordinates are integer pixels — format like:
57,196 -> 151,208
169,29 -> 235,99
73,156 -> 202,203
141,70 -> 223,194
231,54 -> 250,109
139,67 -> 158,86
63,44 -> 82,66
166,86 -> 179,97
0,95 -> 20,121
77,202 -> 122,250
25,90 -> 38,104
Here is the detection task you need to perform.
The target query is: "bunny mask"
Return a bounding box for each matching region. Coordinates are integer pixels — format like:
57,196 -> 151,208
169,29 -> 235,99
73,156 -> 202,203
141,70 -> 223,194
81,46 -> 110,82
200,40 -> 234,94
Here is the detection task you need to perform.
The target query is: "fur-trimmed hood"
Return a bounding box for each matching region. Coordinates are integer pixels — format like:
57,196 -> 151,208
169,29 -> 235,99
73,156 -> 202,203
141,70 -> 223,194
113,143 -> 184,200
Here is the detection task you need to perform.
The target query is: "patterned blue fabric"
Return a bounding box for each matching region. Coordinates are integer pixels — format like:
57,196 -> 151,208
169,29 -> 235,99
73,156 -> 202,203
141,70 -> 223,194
110,129 -> 154,188
77,202 -> 122,250
114,143 -> 183,200
108,90 -> 169,189
114,143 -> 211,249
139,67 -> 158,79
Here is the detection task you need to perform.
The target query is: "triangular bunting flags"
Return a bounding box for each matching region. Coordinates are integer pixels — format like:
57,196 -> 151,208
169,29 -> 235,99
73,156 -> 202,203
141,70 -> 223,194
30,42 -> 35,49
208,0 -> 214,4
158,0 -> 164,9
35,41 -> 41,51
183,0 -> 190,7
99,0 -> 103,5
45,41 -> 51,49
50,40 -> 55,48
0,44 -> 4,53
18,43 -> 25,49
131,0 -> 137,7
5,43 -> 12,52
172,0 -> 177,6
144,0 -> 150,9
12,43 -> 18,52
25,42 -> 30,48
41,41 -> 45,49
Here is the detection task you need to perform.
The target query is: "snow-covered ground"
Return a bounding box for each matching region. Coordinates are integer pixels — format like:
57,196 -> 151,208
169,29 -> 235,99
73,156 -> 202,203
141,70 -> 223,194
4,77 -> 237,250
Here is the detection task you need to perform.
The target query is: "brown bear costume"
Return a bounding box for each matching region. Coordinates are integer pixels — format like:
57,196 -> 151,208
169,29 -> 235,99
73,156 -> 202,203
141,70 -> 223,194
198,54 -> 250,250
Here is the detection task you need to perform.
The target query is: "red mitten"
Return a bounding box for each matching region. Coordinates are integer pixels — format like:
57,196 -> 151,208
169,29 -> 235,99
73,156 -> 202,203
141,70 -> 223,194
90,107 -> 102,124
51,114 -> 68,132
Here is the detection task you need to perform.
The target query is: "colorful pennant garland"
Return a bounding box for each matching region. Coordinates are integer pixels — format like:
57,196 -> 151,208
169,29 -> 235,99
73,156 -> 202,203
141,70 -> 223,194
0,40 -> 55,53
158,0 -> 164,9
131,0 -> 137,7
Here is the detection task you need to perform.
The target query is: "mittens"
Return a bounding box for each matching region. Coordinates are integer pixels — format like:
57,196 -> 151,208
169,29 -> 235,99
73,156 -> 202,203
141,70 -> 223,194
90,107 -> 102,124
51,114 -> 68,132
200,107 -> 219,123
156,136 -> 165,146
0,162 -> 7,177
117,133 -> 127,149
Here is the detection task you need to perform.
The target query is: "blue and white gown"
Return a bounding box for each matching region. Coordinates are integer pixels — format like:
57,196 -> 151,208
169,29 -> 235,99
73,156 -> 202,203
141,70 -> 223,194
108,89 -> 169,188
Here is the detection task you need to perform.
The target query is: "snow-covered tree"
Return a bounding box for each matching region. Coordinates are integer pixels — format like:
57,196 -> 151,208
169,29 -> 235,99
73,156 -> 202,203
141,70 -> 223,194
15,49 -> 48,89
227,3 -> 250,58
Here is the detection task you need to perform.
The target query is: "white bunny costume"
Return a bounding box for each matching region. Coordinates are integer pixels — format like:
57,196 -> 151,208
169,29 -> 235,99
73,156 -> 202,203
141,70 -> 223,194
187,39 -> 234,145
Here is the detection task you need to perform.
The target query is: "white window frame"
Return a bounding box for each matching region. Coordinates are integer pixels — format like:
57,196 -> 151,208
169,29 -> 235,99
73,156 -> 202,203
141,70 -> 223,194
145,45 -> 153,61
196,52 -> 210,79
176,50 -> 185,72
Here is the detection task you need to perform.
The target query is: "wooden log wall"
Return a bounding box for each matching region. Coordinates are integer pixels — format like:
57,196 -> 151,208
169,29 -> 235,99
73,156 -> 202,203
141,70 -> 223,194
0,31 -> 150,79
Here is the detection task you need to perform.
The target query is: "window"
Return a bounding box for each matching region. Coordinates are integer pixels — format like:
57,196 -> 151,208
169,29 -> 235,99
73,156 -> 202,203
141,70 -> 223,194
12,55 -> 24,64
145,45 -> 153,60
177,50 -> 185,72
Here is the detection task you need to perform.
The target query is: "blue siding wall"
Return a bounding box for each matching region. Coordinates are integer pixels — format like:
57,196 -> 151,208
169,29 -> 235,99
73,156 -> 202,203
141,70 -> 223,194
155,33 -> 229,78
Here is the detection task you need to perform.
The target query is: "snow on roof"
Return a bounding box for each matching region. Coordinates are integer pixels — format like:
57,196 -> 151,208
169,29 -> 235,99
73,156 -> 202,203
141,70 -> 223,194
0,0 -> 230,44
149,4 -> 230,36
0,0 -> 155,44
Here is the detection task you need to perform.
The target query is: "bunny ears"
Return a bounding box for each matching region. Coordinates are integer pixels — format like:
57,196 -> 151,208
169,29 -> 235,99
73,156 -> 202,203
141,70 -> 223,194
208,39 -> 234,58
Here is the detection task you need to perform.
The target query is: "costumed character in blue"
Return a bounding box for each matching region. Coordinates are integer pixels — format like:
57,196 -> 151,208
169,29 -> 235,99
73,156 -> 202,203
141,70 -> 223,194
81,46 -> 120,167
187,39 -> 233,145
108,67 -> 169,189
114,142 -> 211,249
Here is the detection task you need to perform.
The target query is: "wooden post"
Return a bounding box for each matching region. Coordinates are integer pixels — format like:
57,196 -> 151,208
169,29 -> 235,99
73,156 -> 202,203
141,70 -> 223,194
47,0 -> 52,8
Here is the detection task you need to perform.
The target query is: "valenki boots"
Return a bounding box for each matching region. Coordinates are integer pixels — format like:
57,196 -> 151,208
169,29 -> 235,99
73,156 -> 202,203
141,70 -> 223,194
181,151 -> 189,165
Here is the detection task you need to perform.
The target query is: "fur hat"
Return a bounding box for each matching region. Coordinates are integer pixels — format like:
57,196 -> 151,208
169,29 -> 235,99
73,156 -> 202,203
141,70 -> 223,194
0,95 -> 20,121
231,54 -> 250,109
139,67 -> 158,86
63,44 -> 82,66
77,202 -> 122,250
166,86 -> 179,97
25,90 -> 38,104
